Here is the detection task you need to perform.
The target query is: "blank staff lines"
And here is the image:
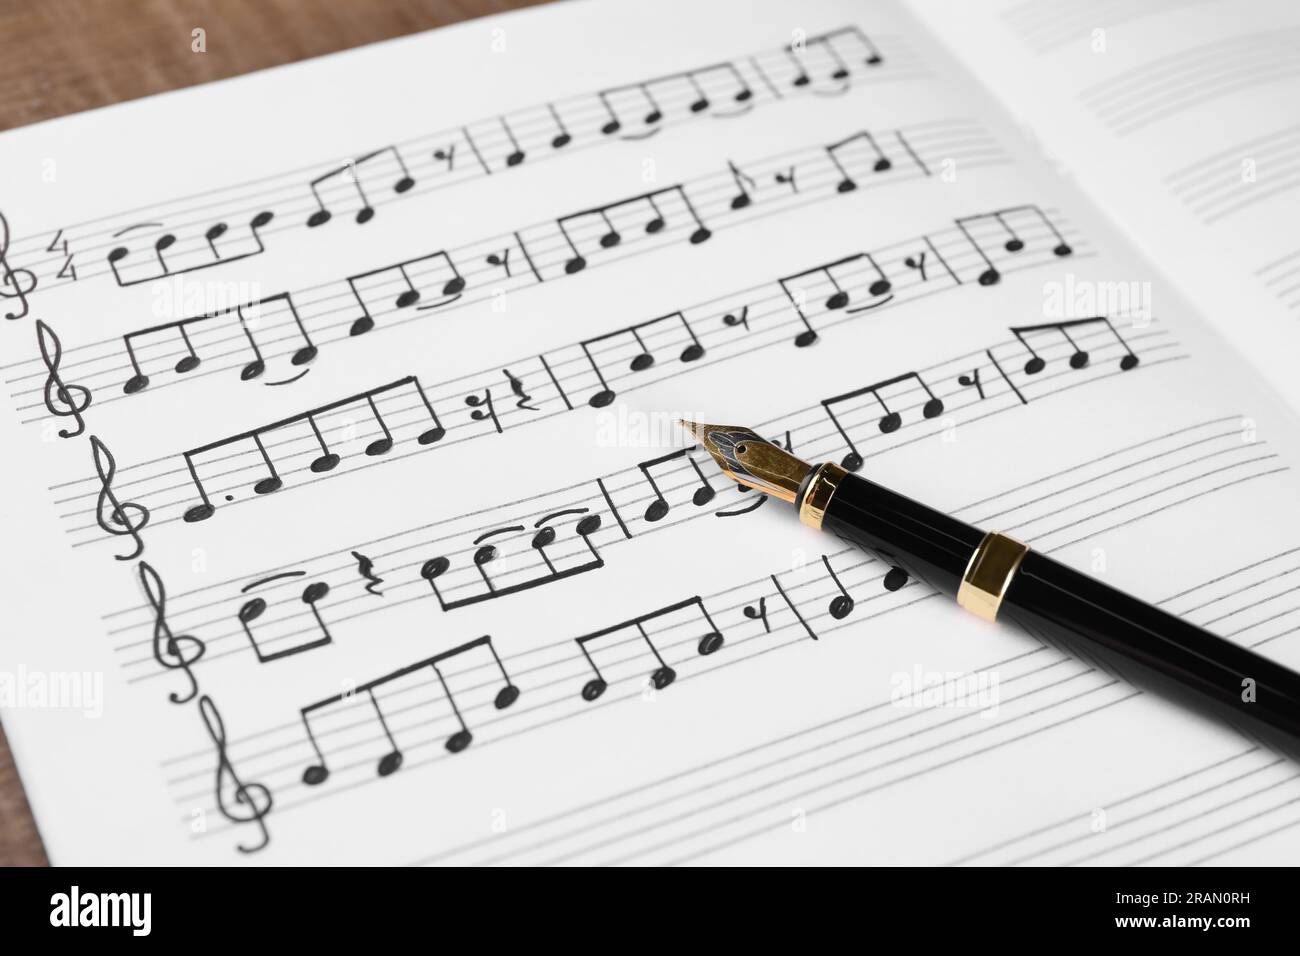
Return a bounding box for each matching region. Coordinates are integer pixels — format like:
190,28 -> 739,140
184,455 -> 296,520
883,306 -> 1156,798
1256,247 -> 1300,309
1183,807 -> 1300,865
538,670 -> 1110,867
1007,450 -> 1283,542
1001,0 -> 1216,56
977,429 -> 1258,528
653,685 -> 1139,867
1160,545 -> 1300,608
946,746 -> 1263,864
1045,463 -> 1289,553
1078,28 -> 1300,136
1122,776 -> 1300,866
1018,761 -> 1295,866
1164,124 -> 1300,223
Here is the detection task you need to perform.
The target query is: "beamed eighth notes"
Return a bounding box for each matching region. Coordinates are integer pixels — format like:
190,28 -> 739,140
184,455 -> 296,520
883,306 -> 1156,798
1,25 -> 886,302
65,201 -> 1082,546
116,314 -> 1158,683
8,116 -> 1002,423
285,539 -> 909,794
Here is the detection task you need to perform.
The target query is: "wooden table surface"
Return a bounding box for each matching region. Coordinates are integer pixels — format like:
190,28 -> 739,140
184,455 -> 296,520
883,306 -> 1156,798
0,0 -> 542,867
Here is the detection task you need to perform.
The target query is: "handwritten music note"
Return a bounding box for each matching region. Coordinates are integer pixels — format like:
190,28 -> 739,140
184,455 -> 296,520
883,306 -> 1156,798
574,596 -> 723,701
557,186 -> 711,274
138,561 -> 205,704
578,311 -> 706,407
728,160 -> 758,209
826,130 -> 892,191
420,511 -> 605,611
956,205 -> 1072,286
1010,316 -> 1140,373
822,372 -> 946,470
238,574 -> 334,662
91,435 -> 149,559
345,251 -> 466,336
306,146 -> 415,227
300,635 -> 519,785
780,254 -> 891,346
107,211 -> 273,287
121,292 -> 317,393
36,320 -> 91,437
597,63 -> 752,136
498,116 -> 526,166
547,103 -> 572,148
199,695 -> 272,853
181,376 -> 444,522
637,449 -> 717,521
786,26 -> 883,88
822,555 -> 855,619
0,210 -> 36,320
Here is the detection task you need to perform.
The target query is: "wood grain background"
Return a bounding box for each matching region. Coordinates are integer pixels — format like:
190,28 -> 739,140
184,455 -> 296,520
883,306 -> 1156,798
0,0 -> 542,867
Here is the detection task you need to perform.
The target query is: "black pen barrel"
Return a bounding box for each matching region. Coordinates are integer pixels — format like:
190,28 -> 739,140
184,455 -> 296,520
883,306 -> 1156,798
1004,551 -> 1300,740
813,470 -> 1300,744
814,470 -> 985,595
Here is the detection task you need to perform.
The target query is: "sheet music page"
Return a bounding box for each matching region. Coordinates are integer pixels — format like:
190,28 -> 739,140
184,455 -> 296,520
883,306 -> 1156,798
2,0 -> 1300,865
910,0 -> 1300,415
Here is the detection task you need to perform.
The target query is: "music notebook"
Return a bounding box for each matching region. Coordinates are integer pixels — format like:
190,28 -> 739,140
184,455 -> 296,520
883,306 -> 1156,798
1,0 -> 1299,865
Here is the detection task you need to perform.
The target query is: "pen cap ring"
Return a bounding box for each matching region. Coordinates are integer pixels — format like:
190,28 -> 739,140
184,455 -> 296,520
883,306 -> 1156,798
798,462 -> 847,529
958,531 -> 1029,623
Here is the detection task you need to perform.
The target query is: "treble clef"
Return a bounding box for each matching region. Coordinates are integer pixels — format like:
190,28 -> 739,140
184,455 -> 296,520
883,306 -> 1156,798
36,319 -> 91,438
0,210 -> 37,321
138,560 -> 205,704
198,694 -> 273,854
90,434 -> 150,560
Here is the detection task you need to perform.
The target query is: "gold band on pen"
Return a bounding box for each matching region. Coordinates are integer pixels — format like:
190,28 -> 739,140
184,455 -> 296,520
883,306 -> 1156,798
798,462 -> 847,529
958,532 -> 1029,623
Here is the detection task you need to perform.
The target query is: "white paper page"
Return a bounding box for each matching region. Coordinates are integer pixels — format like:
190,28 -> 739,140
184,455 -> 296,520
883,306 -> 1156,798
1,0 -> 1299,866
909,0 -> 1300,416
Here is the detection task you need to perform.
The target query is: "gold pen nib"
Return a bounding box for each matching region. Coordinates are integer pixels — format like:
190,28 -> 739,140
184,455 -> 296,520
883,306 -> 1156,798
679,420 -> 814,503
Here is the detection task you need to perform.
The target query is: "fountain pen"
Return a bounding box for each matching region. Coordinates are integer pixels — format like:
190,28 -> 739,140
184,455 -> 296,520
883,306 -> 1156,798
681,420 -> 1300,747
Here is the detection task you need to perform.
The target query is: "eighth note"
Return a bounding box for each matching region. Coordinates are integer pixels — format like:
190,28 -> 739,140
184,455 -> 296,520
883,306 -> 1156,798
306,146 -> 415,227
822,554 -> 855,619
299,635 -> 520,785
